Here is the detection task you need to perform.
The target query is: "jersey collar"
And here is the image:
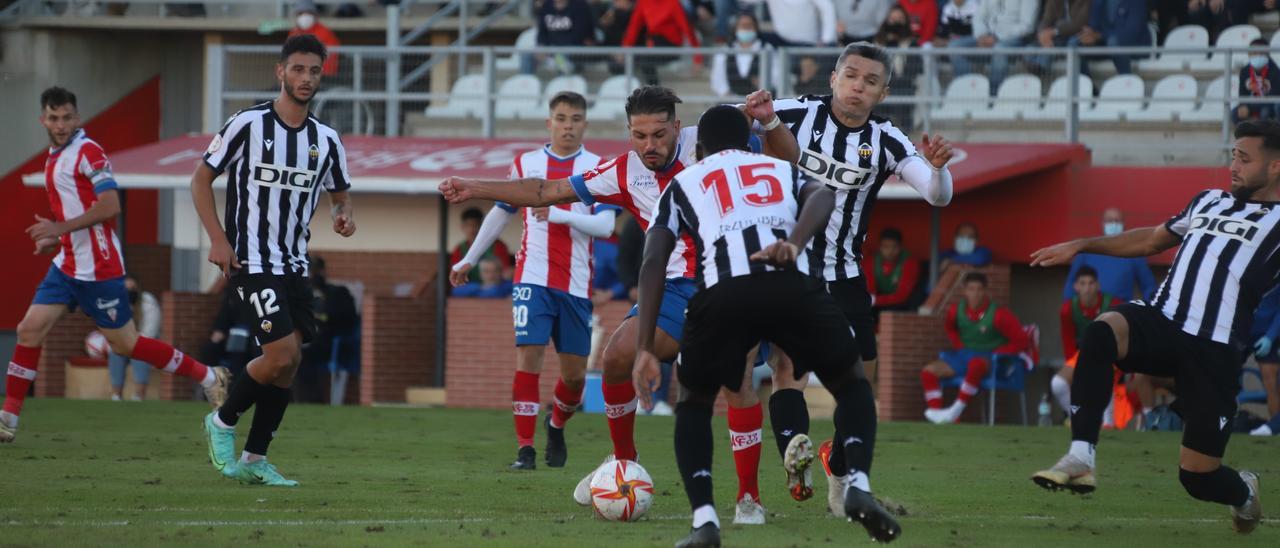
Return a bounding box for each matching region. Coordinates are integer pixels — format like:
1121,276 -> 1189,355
821,95 -> 872,134
49,129 -> 84,154
543,144 -> 584,162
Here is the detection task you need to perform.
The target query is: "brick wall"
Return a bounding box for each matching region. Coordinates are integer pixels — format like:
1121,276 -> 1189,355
158,292 -> 222,400
33,313 -> 97,398
359,293 -> 438,405
310,250 -> 439,297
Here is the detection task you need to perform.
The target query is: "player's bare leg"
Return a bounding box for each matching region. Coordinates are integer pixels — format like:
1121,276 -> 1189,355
545,350 -> 587,468
99,320 -> 229,408
1,304 -> 67,443
206,331 -> 301,486
723,356 -> 765,524
511,344 -> 547,470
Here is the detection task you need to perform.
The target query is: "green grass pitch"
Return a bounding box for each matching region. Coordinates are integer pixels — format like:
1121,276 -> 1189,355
2,399 -> 1277,546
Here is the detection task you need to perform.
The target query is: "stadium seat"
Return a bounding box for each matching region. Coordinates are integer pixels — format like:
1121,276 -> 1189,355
970,74 -> 1042,121
522,75 -> 589,119
587,75 -> 641,121
494,74 -> 543,119
1080,75 -> 1144,122
932,74 -> 991,121
1023,74 -> 1093,120
1191,24 -> 1262,70
1128,74 -> 1198,122
1139,25 -> 1210,72
1181,75 -> 1238,122
939,353 -> 1032,426
425,74 -> 489,119
495,27 -> 538,72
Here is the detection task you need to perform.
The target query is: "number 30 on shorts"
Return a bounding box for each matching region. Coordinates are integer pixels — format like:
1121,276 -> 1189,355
510,286 -> 532,328
247,288 -> 280,318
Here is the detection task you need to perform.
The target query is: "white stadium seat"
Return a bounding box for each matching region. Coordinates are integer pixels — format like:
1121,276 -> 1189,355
1139,25 -> 1209,72
494,74 -> 543,119
586,75 -> 641,121
495,27 -> 538,72
1191,24 -> 1261,70
1181,75 -> 1238,122
971,74 -> 1042,121
1023,75 -> 1093,120
1128,74 -> 1198,122
523,75 -> 590,119
1081,74 -> 1144,122
425,74 -> 488,119
933,74 -> 991,121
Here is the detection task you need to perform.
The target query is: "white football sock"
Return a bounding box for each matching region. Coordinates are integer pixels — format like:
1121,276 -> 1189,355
211,413 -> 234,430
1050,375 -> 1071,412
847,471 -> 871,493
692,504 -> 720,528
1069,440 -> 1096,469
240,451 -> 265,464
200,367 -> 216,388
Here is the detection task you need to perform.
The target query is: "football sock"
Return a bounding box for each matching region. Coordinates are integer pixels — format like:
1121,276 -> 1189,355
767,388 -> 808,460
550,377 -> 582,429
512,371 -> 540,448
1179,467 -> 1250,507
1071,321 -> 1119,445
833,377 -> 878,480
727,403 -> 763,503
692,504 -> 720,529
828,437 -> 847,479
953,357 -> 990,412
675,400 -> 715,513
1069,440 -> 1096,468
602,381 -> 638,461
131,336 -> 213,386
244,385 -> 290,456
920,369 -> 943,409
1051,374 -> 1072,412
218,371 -> 265,427
3,345 -> 41,417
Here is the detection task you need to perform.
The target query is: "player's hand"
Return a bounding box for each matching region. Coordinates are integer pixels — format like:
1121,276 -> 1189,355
438,176 -> 476,204
1255,336 -> 1274,358
633,349 -> 662,409
750,241 -> 800,268
208,237 -> 242,278
531,207 -> 550,221
333,213 -> 356,237
449,262 -> 473,287
743,89 -> 776,123
920,133 -> 953,169
33,237 -> 58,255
1029,239 -> 1084,267
25,214 -> 65,242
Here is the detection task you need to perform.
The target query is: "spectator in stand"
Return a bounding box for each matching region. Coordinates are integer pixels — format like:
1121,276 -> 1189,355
833,0 -> 893,43
450,207 -> 513,285
710,13 -> 782,97
793,56 -> 830,95
940,221 -> 993,269
920,272 -> 1029,424
622,0 -> 701,84
453,257 -> 515,298
1028,0 -> 1092,72
1071,0 -> 1150,76
1187,0 -> 1267,41
1235,38 -> 1280,123
875,6 -> 924,128
107,277 -> 160,401
1061,208 -> 1157,301
1249,287 -> 1280,436
688,0 -> 741,44
933,0 -> 979,49
537,0 -> 598,48
1153,0 -> 1188,43
863,228 -> 922,313
949,0 -> 1038,91
289,0 -> 341,76
595,0 -> 634,75
899,0 -> 940,45
1049,266 -> 1123,415
763,0 -> 839,46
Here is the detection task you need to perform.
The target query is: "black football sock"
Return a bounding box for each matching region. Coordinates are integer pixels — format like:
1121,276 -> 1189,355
832,378 -> 878,480
1179,466 -> 1251,507
217,371 -> 265,427
768,388 -> 809,460
675,400 -> 716,512
243,385 -> 291,456
1070,321 -> 1120,446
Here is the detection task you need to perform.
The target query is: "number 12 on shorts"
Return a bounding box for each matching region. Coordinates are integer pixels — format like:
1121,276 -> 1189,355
248,288 -> 280,318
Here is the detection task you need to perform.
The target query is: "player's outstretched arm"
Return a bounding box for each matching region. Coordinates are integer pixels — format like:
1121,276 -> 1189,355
330,190 -> 356,237
26,189 -> 122,243
633,228 -> 676,407
451,206 -> 514,287
190,163 -> 240,276
1030,225 -> 1180,267
438,176 -> 580,207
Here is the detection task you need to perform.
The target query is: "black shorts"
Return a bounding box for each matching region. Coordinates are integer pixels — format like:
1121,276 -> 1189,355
678,271 -> 864,396
232,272 -> 317,346
825,276 -> 878,361
1112,302 -> 1242,458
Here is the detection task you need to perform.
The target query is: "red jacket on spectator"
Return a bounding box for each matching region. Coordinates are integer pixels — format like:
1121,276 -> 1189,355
289,21 -> 341,76
898,0 -> 939,44
622,0 -> 700,49
862,252 -> 919,307
945,298 -> 1027,354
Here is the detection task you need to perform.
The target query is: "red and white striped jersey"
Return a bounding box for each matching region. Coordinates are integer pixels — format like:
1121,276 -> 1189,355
569,126 -> 700,280
501,145 -> 604,299
44,130 -> 125,281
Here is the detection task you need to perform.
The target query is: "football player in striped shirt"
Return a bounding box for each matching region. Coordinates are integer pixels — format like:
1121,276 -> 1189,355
2,87 -> 230,443
1029,120 -> 1280,534
450,91 -> 620,471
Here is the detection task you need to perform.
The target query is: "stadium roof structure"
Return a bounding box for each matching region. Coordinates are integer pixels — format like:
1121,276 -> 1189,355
22,136 -> 1088,198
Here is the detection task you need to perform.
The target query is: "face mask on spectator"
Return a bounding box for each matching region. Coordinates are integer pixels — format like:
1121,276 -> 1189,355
297,13 -> 316,30
954,236 -> 976,255
1103,221 -> 1124,236
736,30 -> 757,44
1251,56 -> 1269,70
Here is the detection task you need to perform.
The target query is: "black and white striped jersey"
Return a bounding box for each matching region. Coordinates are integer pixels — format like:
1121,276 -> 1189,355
652,149 -> 809,290
1153,189 -> 1280,345
774,95 -> 924,281
203,102 -> 351,276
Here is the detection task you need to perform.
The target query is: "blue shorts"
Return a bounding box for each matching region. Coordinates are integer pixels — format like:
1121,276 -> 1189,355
32,265 -> 133,329
625,278 -> 697,344
940,349 -> 1001,377
512,283 -> 593,356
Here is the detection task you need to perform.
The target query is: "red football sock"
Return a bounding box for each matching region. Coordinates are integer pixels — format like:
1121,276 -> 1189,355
3,345 -> 42,417
728,403 -> 763,503
601,381 -> 638,461
957,357 -> 990,405
512,370 -> 541,448
550,378 -> 582,429
131,336 -> 210,384
920,369 -> 943,409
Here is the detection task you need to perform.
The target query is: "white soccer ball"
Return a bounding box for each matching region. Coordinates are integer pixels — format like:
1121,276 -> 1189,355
85,331 -> 109,359
589,459 -> 654,522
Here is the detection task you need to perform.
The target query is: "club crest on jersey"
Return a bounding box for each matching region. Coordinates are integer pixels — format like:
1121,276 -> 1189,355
251,161 -> 318,192
1189,214 -> 1261,243
260,319 -> 273,333
858,143 -> 874,159
797,150 -> 874,191
308,144 -> 320,159
206,133 -> 222,154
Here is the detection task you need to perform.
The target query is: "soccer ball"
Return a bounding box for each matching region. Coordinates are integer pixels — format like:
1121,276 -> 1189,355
85,331 -> 109,359
589,459 -> 654,522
